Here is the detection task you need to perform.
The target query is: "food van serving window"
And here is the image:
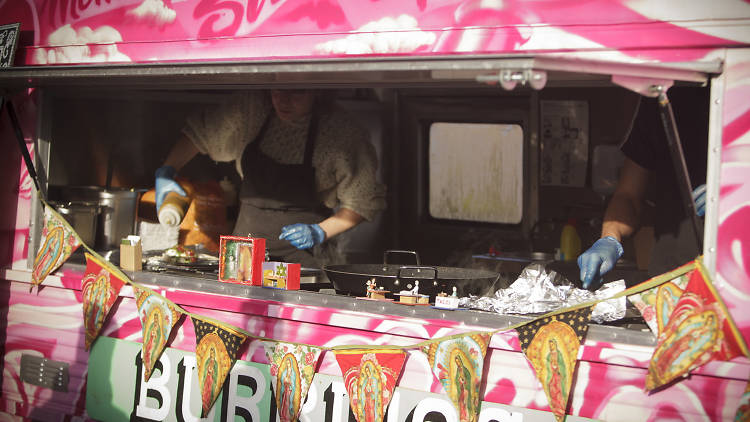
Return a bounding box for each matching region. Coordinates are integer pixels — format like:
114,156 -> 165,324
428,122 -> 523,224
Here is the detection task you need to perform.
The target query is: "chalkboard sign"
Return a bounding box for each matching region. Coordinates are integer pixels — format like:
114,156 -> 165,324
0,23 -> 21,68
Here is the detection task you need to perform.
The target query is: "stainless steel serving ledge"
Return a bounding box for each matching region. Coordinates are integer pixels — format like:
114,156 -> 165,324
3,262 -> 657,348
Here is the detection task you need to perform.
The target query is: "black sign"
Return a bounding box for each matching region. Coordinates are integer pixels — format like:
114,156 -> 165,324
0,23 -> 20,68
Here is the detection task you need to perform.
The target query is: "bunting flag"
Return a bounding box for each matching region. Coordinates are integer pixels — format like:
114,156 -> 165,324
646,265 -> 748,391
82,253 -> 127,350
133,285 -> 181,381
628,266 -> 692,336
516,307 -> 593,422
420,333 -> 491,422
263,342 -> 323,422
31,204 -> 82,289
333,348 -> 406,422
192,317 -> 248,417
736,379 -> 750,422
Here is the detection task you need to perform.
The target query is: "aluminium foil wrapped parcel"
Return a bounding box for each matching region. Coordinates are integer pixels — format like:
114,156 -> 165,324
461,263 -> 626,323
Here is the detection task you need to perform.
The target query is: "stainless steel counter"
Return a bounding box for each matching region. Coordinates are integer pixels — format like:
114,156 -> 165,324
105,264 -> 658,348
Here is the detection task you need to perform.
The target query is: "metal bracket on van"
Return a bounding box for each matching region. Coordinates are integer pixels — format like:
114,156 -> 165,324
476,69 -> 547,90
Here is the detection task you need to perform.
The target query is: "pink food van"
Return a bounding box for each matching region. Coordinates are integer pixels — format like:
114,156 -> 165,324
1,1 -> 750,421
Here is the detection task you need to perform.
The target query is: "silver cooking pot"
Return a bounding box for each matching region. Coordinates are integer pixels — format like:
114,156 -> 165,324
49,201 -> 101,247
49,186 -> 140,251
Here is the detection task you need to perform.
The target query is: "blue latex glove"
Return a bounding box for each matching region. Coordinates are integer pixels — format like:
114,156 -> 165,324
577,236 -> 624,290
692,184 -> 706,217
154,165 -> 186,210
279,223 -> 326,250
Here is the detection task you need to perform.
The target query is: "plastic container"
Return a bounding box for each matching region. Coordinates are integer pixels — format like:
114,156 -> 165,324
559,218 -> 581,261
158,191 -> 191,227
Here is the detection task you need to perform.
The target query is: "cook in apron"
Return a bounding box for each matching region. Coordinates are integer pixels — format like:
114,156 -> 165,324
234,112 -> 331,268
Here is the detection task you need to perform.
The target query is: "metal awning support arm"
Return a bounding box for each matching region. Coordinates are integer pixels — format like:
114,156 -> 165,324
654,87 -> 704,248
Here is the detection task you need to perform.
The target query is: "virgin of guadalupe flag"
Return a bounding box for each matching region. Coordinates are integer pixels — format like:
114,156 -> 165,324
627,262 -> 692,336
735,379 -> 750,422
32,204 -> 82,289
263,342 -> 323,422
333,348 -> 406,422
82,253 -> 127,350
421,333 -> 491,422
516,307 -> 593,422
133,285 -> 181,381
192,317 -> 247,417
646,264 -> 748,391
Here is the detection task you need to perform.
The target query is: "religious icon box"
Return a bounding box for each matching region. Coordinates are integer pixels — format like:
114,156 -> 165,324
262,262 -> 300,290
218,235 -> 266,285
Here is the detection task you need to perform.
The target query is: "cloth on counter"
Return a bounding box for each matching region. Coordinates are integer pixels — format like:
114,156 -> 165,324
461,263 -> 626,323
138,221 -> 180,252
182,91 -> 386,221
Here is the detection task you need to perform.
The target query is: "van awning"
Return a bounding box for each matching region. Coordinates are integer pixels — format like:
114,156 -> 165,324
0,53 -> 721,90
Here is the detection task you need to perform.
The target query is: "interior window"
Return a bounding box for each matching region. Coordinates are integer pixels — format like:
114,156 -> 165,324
428,122 -> 523,224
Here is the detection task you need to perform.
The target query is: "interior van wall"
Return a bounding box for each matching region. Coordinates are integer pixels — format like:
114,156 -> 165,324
394,88 -> 532,267
389,86 -> 645,268
533,87 -> 641,252
48,93 -> 215,189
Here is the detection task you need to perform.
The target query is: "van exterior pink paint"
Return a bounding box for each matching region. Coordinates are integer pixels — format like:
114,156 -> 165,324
2,0 -> 750,420
0,1 -> 748,65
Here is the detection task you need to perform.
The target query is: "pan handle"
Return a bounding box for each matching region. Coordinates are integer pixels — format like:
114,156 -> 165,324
383,250 -> 421,265
396,265 -> 438,280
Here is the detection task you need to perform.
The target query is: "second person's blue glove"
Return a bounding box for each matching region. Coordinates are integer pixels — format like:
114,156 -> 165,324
279,224 -> 326,250
155,165 -> 187,210
577,236 -> 624,290
692,184 -> 706,217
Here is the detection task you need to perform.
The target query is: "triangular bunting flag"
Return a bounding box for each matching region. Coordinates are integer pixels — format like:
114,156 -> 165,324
32,204 -> 82,289
736,378 -> 750,422
646,264 -> 748,391
333,348 -> 406,422
628,264 -> 692,336
421,333 -> 491,422
192,317 -> 247,417
133,285 -> 181,381
516,307 -> 593,422
82,253 -> 127,350
263,341 -> 323,422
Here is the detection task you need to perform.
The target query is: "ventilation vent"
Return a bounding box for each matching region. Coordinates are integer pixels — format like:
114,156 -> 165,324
20,354 -> 69,392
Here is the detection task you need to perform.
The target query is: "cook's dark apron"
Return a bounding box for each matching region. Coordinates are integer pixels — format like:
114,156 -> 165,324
234,113 -> 330,267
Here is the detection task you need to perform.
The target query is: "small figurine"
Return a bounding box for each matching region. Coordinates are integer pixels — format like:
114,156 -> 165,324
364,278 -> 389,300
397,280 -> 429,305
452,286 -> 458,297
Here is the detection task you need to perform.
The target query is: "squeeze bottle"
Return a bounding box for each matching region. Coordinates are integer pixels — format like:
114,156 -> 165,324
559,218 -> 581,261
158,179 -> 192,227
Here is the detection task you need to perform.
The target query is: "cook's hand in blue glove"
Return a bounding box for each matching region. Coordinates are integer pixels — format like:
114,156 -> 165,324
279,223 -> 326,250
577,236 -> 624,290
692,184 -> 707,217
155,165 -> 186,210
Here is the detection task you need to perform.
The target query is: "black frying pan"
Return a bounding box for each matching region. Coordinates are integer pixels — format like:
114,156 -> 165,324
324,250 -> 500,300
